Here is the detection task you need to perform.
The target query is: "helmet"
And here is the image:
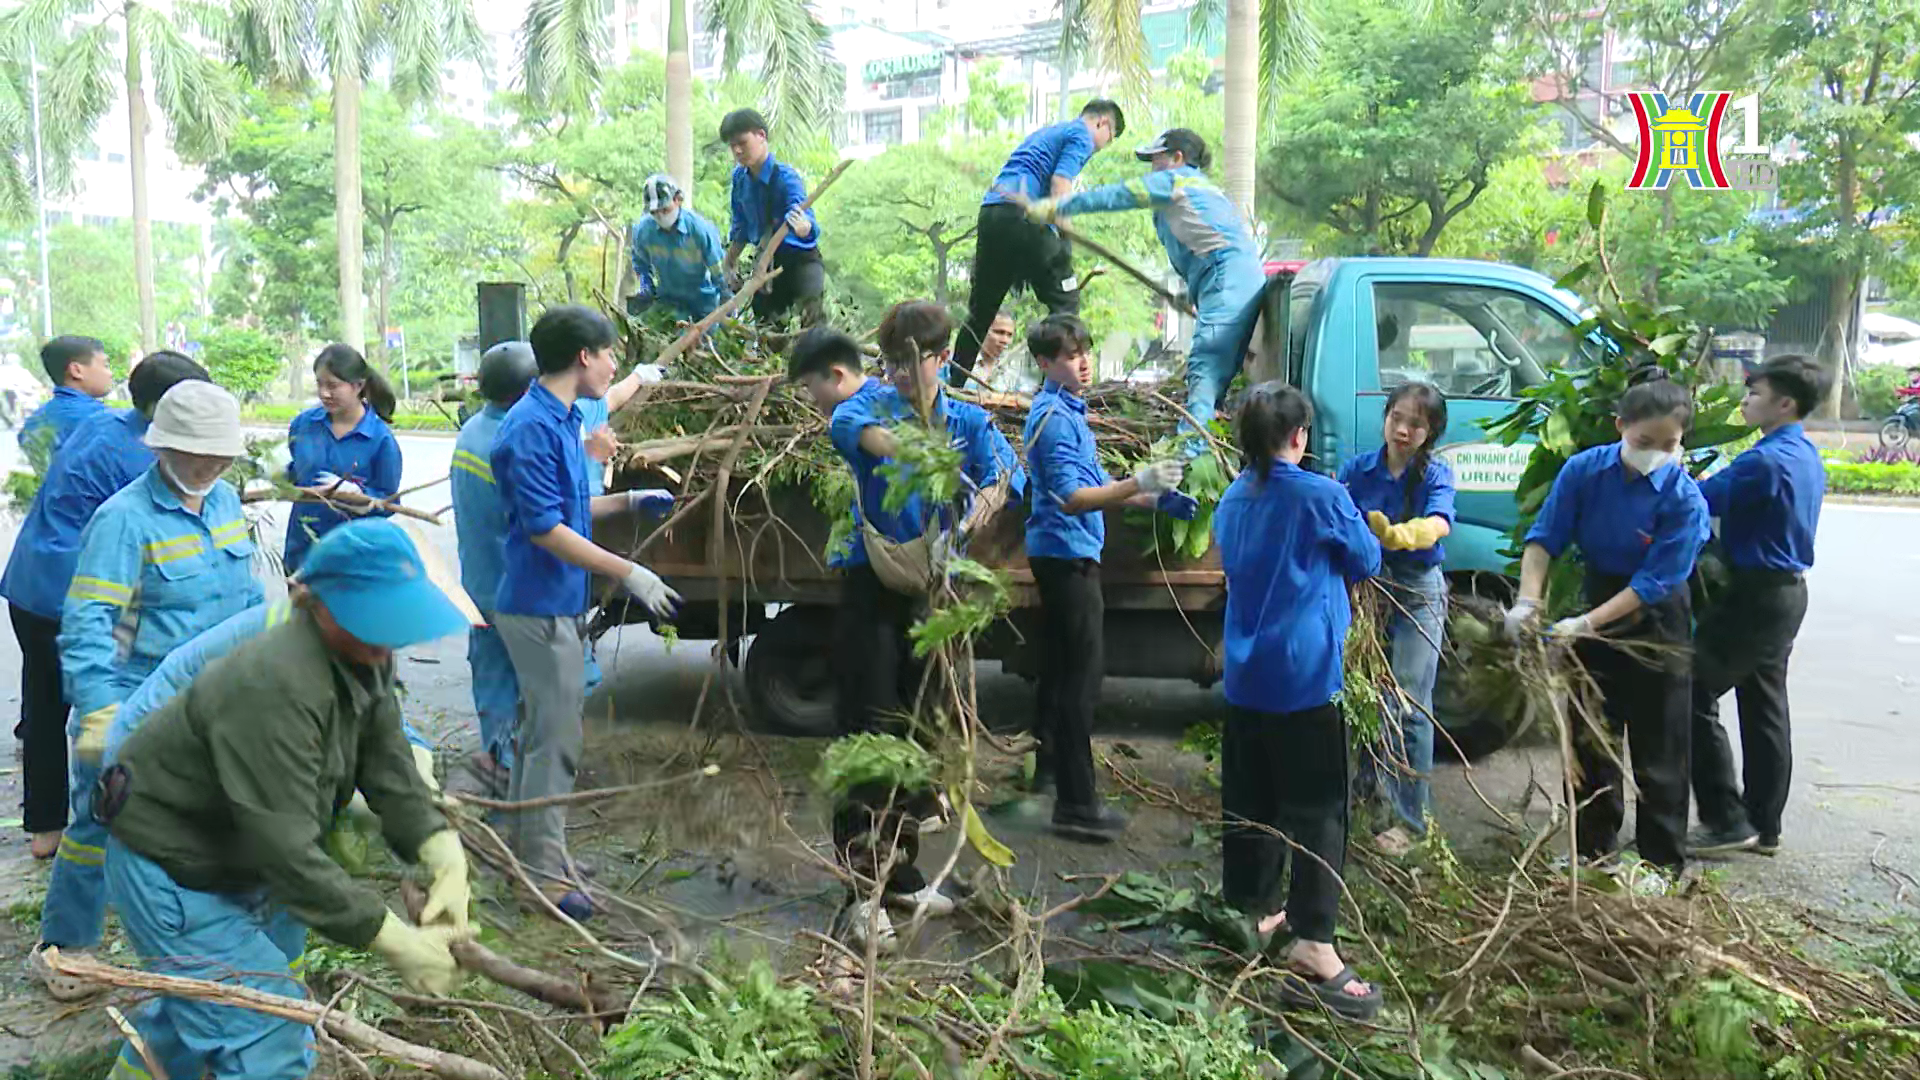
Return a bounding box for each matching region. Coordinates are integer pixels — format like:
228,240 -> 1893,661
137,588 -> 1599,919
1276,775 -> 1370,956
478,341 -> 537,406
642,173 -> 682,212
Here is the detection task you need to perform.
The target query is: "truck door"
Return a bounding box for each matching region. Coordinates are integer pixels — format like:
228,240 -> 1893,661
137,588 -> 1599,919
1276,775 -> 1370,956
1351,275 -> 1590,575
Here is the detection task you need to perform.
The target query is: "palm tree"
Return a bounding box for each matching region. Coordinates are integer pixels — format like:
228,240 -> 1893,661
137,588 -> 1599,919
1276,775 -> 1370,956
666,0 -> 692,194
227,0 -> 482,354
701,0 -> 843,135
518,0 -> 610,118
8,0 -> 241,353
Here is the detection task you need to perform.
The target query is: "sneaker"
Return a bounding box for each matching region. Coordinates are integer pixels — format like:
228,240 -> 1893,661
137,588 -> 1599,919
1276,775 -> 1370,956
1051,803 -> 1129,843
1688,824 -> 1759,856
887,884 -> 956,918
29,944 -> 104,1002
848,899 -> 897,953
1754,834 -> 1780,856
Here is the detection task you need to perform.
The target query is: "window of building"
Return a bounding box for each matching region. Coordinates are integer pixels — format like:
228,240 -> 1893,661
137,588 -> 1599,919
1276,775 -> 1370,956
107,151 -> 126,164
864,108 -> 903,146
83,214 -> 118,228
1371,282 -> 1583,399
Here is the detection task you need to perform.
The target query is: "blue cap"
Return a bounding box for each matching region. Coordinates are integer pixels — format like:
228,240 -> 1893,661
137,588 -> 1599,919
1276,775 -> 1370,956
296,519 -> 482,648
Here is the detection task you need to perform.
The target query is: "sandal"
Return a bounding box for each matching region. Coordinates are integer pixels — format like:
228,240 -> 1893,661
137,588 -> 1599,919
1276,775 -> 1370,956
1278,965 -> 1383,1021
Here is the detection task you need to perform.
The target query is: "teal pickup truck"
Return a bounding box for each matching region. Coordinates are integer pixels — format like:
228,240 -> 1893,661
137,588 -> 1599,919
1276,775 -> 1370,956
606,255 -> 1588,751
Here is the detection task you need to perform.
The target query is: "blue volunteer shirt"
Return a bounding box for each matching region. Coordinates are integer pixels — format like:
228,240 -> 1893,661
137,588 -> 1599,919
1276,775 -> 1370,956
828,385 -> 1025,567
1024,381 -> 1109,562
1215,460 -> 1382,714
1056,165 -> 1263,294
1525,443 -> 1710,605
825,377 -> 886,569
1696,423 -> 1822,574
0,408 -> 156,620
451,404 -> 510,609
631,208 -> 732,319
728,153 -> 819,254
491,382 -> 593,617
578,395 -> 610,497
982,120 -> 1097,207
284,405 -> 403,574
20,386 -> 106,473
1337,448 -> 1458,570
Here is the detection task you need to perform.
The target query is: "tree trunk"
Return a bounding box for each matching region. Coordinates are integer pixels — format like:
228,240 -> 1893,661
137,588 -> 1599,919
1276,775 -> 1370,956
666,0 -> 693,199
558,221 -> 582,302
1816,145 -> 1859,421
126,17 -> 156,355
1221,0 -> 1259,217
931,234 -> 949,306
375,213 -> 395,367
334,69 -> 366,352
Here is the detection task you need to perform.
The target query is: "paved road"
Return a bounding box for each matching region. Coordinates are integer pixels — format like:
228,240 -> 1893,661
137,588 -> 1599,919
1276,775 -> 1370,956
3,432 -> 1917,920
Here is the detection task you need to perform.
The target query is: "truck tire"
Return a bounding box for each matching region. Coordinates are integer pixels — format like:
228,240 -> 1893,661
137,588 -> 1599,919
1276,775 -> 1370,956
1432,659 -> 1512,763
745,605 -> 839,737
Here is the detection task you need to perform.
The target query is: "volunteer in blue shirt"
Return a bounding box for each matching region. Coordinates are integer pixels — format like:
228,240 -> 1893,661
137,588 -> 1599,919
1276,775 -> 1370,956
1022,314 -> 1191,841
830,302 -> 1024,735
1507,373 -> 1711,874
787,326 -> 884,575
629,173 -> 732,321
19,335 -> 114,474
284,344 -> 404,574
490,305 -> 681,921
1029,129 -> 1266,440
1214,382 -> 1383,1022
1688,354 -> 1829,858
1338,382 -> 1457,855
950,100 -> 1125,387
3,352 -> 209,863
720,109 -> 823,327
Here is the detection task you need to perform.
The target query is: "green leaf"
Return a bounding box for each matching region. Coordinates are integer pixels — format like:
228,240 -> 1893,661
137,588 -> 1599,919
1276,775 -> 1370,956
1648,332 -> 1691,357
1554,262 -> 1593,290
1586,180 -> 1608,227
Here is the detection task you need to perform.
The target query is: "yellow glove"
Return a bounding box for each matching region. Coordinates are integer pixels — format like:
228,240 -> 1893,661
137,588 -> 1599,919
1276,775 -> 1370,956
74,705 -> 118,767
1026,198 -> 1059,225
1368,511 -> 1447,552
1366,510 -> 1392,541
369,911 -> 463,996
410,744 -> 440,793
415,830 -> 471,935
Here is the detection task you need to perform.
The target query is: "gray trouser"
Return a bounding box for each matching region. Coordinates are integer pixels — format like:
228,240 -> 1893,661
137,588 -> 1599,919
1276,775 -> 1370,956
495,613 -> 586,879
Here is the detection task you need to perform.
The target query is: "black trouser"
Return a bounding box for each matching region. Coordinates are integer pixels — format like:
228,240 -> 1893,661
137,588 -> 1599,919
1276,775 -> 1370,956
1573,574 -> 1692,869
950,204 -> 1080,386
1031,557 -> 1104,811
10,605 -> 69,835
834,562 -> 923,736
1690,570 -> 1807,842
831,781 -> 933,897
753,246 -> 825,328
1221,702 -> 1348,944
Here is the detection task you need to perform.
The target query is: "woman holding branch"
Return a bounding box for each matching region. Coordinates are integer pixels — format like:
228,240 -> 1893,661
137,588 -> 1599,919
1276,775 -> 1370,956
284,344 -> 403,574
1505,371 -> 1710,877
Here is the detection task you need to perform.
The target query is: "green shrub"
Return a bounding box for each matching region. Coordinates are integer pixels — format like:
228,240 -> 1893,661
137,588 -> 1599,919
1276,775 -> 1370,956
1826,459 -> 1920,495
1853,364 -> 1907,419
200,325 -> 283,400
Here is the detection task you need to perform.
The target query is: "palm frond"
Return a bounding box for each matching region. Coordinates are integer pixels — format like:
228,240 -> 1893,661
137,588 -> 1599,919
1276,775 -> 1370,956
518,0 -> 609,113
225,0 -> 314,87
384,0 -> 448,104
0,63 -> 36,224
133,2 -> 244,160
1259,0 -> 1323,106
316,0 -> 378,80
43,21 -> 115,154
1080,0 -> 1149,107
704,0 -> 841,131
1187,0 -> 1227,51
2,0 -> 92,60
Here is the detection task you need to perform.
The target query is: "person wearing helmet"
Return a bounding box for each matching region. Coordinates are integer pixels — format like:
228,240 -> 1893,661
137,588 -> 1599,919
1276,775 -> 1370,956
627,173 -> 732,322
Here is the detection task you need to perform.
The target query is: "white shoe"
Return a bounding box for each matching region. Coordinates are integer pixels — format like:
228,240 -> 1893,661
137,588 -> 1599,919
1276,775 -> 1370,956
917,792 -> 954,835
888,884 -> 956,918
848,899 -> 897,953
30,944 -> 105,1002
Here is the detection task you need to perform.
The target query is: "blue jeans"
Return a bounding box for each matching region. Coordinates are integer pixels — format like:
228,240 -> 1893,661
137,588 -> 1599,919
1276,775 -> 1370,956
1370,562 -> 1446,834
39,758 -> 107,948
1182,258 -> 1267,439
105,839 -> 314,1080
469,622 -> 603,770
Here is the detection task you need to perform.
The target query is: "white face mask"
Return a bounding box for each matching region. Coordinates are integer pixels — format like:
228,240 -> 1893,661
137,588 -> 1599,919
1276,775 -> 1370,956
1619,442 -> 1678,475
161,459 -> 219,498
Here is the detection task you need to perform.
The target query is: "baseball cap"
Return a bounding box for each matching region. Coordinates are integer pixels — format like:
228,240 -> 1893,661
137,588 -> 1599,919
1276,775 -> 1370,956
1135,128 -> 1209,165
642,174 -> 682,213
144,381 -> 245,457
297,519 -> 483,648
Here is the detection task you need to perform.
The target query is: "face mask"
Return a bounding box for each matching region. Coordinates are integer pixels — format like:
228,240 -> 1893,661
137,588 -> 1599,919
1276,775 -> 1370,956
1619,442 -> 1678,475
653,207 -> 679,230
161,460 -> 218,498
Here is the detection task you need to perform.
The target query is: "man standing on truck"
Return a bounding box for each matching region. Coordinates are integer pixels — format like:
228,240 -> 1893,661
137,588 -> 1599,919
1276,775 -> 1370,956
720,109 -> 824,327
949,101 -> 1126,389
1023,314 -> 1193,841
627,173 -> 732,322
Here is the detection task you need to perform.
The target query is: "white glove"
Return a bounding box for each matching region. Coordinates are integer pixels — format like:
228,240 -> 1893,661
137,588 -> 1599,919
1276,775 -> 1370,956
313,472 -> 363,498
1133,460 -> 1186,496
242,478 -> 274,500
633,364 -> 665,384
1548,614 -> 1591,640
1502,598 -> 1540,640
784,209 -> 812,239
265,442 -> 293,476
620,562 -> 682,621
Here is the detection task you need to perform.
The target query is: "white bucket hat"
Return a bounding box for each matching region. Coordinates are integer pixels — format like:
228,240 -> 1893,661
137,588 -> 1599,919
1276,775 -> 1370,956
145,381 -> 245,457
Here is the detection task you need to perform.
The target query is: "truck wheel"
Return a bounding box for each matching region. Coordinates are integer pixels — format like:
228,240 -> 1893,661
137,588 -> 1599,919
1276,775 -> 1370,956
745,605 -> 838,737
1432,659 -> 1512,763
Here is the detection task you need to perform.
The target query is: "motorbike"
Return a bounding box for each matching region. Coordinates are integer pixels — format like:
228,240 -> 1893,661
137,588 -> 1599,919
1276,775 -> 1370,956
1879,387 -> 1920,450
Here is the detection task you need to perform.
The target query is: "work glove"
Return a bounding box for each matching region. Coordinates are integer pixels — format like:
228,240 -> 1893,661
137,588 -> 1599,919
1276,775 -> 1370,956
1502,598 -> 1540,640
312,472 -> 364,498
1026,198 -> 1060,225
74,705 -> 118,767
1156,490 -> 1200,521
627,488 -> 675,516
415,830 -> 471,935
1133,460 -> 1186,496
784,208 -> 813,239
369,911 -> 464,997
620,562 -> 682,621
1547,614 -> 1592,640
265,441 -> 294,478
411,744 -> 440,793
633,364 -> 666,384
1367,511 -> 1448,552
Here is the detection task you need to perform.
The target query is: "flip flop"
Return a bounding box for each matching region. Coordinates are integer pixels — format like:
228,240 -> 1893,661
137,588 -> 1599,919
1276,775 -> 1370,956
1278,965 -> 1383,1022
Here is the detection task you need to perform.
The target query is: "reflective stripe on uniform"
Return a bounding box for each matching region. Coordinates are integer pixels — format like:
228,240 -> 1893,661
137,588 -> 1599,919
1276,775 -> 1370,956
68,576 -> 133,606
109,1053 -> 152,1080
266,599 -> 293,627
211,519 -> 249,550
451,448 -> 494,484
145,533 -> 207,564
57,834 -> 105,867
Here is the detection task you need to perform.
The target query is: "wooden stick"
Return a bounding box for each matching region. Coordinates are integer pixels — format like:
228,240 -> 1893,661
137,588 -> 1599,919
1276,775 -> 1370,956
625,424 -> 806,468
106,1005 -> 170,1080
638,264 -> 786,382
41,948 -> 508,1080
398,882 -> 626,1024
243,487 -> 446,526
747,158 -> 855,283
1050,217 -> 1195,315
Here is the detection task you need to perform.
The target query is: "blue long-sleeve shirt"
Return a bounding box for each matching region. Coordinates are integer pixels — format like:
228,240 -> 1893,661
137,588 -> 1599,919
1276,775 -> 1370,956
828,386 -> 1025,567
284,406 -> 403,574
1055,165 -> 1263,295
982,120 -> 1097,207
1215,460 -> 1382,714
58,469 -> 264,718
1525,443 -> 1710,604
0,409 -> 157,620
1696,423 -> 1822,573
20,386 -> 106,474
631,208 -> 732,319
728,153 -> 819,254
1338,448 -> 1458,570
1023,381 -> 1109,562
451,405 -> 510,611
491,382 -> 593,617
